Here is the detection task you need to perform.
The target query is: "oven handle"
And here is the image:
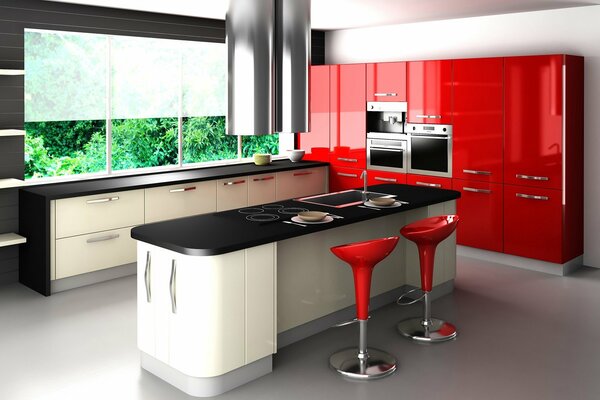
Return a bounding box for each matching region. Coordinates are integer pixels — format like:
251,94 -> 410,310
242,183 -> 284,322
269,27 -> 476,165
369,146 -> 405,152
410,135 -> 450,140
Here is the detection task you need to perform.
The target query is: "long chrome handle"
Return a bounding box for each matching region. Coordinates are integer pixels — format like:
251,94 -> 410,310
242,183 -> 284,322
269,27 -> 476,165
374,92 -> 397,97
415,114 -> 442,119
463,187 -> 492,194
338,172 -> 358,178
87,196 -> 119,204
86,233 -> 120,243
169,186 -> 196,193
416,181 -> 441,188
144,251 -> 151,303
337,157 -> 358,163
410,135 -> 449,140
293,171 -> 313,176
516,174 -> 549,181
370,146 -> 404,152
253,176 -> 275,181
516,193 -> 549,201
374,176 -> 397,183
463,169 -> 492,176
170,259 -> 177,314
223,180 -> 246,186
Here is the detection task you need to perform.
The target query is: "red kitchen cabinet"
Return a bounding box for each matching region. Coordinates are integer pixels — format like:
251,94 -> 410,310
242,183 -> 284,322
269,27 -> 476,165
452,58 -> 503,183
406,174 -> 452,190
330,64 -> 367,168
367,169 -> 407,186
452,179 -> 503,252
366,62 -> 407,102
407,60 -> 453,124
329,166 -> 364,193
298,65 -> 330,162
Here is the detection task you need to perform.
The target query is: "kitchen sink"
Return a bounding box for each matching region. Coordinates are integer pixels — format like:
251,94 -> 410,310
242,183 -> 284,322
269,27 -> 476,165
296,189 -> 394,208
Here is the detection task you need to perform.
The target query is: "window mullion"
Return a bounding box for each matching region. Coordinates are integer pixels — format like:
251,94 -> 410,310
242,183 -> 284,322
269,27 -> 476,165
178,50 -> 183,167
106,35 -> 112,174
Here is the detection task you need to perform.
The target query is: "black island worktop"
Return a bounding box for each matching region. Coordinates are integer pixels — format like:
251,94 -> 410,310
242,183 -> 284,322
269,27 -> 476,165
131,184 -> 460,256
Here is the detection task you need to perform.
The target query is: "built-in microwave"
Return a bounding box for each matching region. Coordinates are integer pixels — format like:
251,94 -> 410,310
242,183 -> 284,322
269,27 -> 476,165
366,102 -> 407,173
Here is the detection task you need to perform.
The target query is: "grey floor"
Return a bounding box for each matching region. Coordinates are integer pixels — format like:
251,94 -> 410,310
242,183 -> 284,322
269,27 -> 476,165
2,255 -> 600,400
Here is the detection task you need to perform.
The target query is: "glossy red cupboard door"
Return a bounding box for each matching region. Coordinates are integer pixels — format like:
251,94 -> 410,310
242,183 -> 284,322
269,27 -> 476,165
329,166 -> 364,193
366,62 -> 407,102
452,179 -> 503,252
504,55 -> 563,190
406,174 -> 452,190
407,60 -> 453,124
503,184 -> 563,263
330,64 -> 367,168
298,65 -> 330,162
452,58 -> 503,183
367,169 -> 407,185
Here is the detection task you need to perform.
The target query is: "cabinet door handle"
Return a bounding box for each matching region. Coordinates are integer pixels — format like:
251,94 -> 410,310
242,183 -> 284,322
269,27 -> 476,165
337,157 -> 358,163
463,187 -> 492,194
144,251 -> 151,303
416,181 -> 441,188
416,114 -> 442,119
253,176 -> 275,181
86,233 -> 120,243
516,193 -> 549,201
463,169 -> 491,176
86,196 -> 119,204
223,179 -> 246,186
374,92 -> 397,97
516,174 -> 549,181
293,171 -> 313,176
374,176 -> 397,183
169,186 -> 196,193
170,259 -> 177,314
338,172 -> 358,178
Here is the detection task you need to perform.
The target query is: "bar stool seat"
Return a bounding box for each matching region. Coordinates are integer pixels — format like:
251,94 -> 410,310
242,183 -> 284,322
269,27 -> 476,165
329,236 -> 399,380
397,215 -> 459,343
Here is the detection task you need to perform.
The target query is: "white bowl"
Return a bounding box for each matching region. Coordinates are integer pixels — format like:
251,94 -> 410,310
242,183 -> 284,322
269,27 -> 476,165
297,211 -> 328,222
370,197 -> 396,206
288,149 -> 305,162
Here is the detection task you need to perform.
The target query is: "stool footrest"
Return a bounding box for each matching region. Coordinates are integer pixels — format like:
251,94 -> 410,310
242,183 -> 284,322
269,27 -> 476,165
332,316 -> 370,328
396,288 -> 425,306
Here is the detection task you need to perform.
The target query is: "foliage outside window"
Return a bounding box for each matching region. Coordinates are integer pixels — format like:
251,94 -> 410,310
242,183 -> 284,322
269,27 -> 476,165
24,29 -> 286,180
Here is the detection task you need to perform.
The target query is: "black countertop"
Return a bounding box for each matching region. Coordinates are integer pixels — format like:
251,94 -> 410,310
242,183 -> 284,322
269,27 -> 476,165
131,184 -> 460,256
20,160 -> 328,200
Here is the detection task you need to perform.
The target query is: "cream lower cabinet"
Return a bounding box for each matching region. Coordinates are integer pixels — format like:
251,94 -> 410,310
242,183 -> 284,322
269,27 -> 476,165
217,177 -> 249,211
137,242 -> 276,377
275,167 -> 327,201
144,181 -> 217,223
248,174 -> 277,206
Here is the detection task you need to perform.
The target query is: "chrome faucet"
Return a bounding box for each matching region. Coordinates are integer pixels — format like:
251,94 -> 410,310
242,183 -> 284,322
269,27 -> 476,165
360,170 -> 368,201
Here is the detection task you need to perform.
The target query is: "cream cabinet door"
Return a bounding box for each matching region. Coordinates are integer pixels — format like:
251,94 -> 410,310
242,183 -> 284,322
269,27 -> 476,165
276,167 -> 327,201
216,177 -> 248,211
145,181 -> 217,223
248,173 -> 277,206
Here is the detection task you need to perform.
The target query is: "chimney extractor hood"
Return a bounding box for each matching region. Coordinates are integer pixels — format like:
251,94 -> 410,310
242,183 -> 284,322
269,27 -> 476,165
226,0 -> 310,136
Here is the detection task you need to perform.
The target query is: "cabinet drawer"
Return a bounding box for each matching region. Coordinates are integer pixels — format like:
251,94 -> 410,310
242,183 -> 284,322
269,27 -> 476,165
55,190 -> 144,238
276,167 -> 327,201
217,177 -> 248,211
55,226 -> 137,279
406,174 -> 452,189
145,181 -> 216,223
248,173 -> 276,206
329,166 -> 363,193
367,169 -> 407,186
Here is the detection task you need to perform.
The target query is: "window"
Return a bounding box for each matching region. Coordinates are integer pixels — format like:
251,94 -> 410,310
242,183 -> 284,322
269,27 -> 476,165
24,29 -> 291,180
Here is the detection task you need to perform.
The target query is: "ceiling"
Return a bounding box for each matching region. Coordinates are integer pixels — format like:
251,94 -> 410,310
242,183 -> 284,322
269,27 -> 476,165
44,0 -> 600,30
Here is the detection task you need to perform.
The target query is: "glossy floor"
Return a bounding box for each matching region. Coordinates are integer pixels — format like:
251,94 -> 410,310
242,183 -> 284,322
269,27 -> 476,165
1,255 -> 600,399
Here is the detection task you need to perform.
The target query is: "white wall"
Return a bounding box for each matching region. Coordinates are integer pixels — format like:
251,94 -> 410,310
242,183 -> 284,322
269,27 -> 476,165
326,5 -> 600,268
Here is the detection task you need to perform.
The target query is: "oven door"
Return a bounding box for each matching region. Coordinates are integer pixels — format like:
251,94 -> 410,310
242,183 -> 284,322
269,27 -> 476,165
367,138 -> 407,173
408,134 -> 452,177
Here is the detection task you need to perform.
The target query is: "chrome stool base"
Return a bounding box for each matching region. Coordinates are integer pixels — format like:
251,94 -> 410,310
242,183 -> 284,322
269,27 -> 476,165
397,317 -> 457,343
329,348 -> 397,380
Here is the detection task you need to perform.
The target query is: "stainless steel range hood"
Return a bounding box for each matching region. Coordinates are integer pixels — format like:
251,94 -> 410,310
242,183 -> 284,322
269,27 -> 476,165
226,0 -> 310,136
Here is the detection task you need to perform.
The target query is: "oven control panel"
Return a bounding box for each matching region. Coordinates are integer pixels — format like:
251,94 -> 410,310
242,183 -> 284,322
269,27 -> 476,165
407,123 -> 452,135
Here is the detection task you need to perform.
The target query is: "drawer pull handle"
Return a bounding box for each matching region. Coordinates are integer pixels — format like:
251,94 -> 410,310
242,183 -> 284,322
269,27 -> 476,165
144,251 -> 151,303
416,114 -> 442,119
516,174 -> 549,181
463,187 -> 492,194
224,180 -> 246,186
416,181 -> 441,188
374,92 -> 397,97
374,177 -> 397,183
170,259 -> 177,314
253,176 -> 275,181
337,157 -> 358,163
516,193 -> 549,201
87,196 -> 119,204
338,172 -> 358,178
463,169 -> 491,176
86,233 -> 120,243
169,186 -> 196,193
293,171 -> 313,176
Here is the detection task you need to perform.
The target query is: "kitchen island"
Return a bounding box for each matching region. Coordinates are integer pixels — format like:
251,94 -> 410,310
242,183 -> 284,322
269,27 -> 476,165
131,184 -> 460,397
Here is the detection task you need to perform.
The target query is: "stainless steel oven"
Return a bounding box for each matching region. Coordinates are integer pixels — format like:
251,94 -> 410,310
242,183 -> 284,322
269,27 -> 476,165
407,123 -> 452,178
366,101 -> 407,173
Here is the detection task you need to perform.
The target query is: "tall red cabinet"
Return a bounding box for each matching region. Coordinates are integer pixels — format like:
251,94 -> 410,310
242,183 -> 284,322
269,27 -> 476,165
298,65 -> 330,162
407,60 -> 453,124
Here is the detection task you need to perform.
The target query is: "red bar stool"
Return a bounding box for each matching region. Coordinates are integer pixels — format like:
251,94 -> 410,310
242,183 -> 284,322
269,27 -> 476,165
329,236 -> 400,380
397,215 -> 459,343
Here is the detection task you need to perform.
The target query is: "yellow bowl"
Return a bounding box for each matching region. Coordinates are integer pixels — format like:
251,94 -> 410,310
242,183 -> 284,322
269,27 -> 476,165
253,153 -> 271,166
370,197 -> 396,206
297,211 -> 328,222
